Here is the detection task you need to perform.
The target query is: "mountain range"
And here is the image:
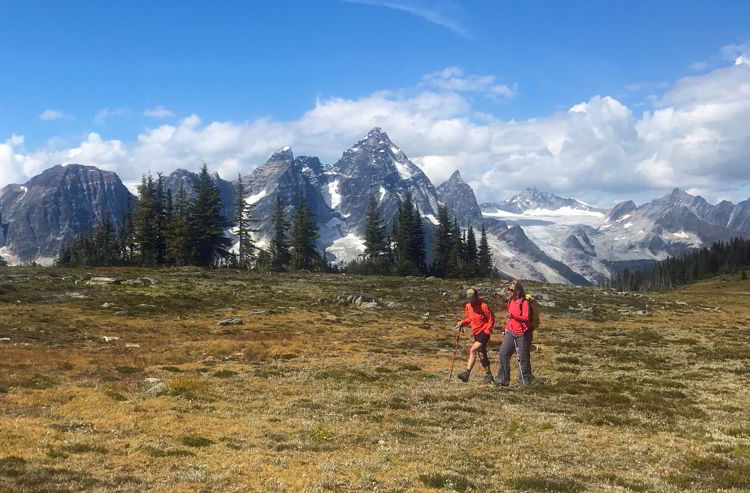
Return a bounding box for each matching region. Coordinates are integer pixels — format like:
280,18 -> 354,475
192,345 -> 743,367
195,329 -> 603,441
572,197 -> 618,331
1,127 -> 749,285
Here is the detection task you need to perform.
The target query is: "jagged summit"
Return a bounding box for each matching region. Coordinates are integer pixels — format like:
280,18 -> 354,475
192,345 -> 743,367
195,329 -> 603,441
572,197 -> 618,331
268,146 -> 294,161
436,169 -> 482,225
487,188 -> 603,214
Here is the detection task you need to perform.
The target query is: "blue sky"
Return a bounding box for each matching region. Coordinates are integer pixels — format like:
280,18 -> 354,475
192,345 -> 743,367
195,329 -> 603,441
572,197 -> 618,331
2,0 -> 750,205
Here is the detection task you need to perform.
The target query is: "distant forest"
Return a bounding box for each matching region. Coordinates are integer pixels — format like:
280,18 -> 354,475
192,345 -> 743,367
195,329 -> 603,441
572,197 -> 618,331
608,237 -> 750,291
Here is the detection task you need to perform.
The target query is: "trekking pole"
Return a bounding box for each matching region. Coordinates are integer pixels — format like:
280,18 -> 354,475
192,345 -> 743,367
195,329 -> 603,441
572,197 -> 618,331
448,300 -> 462,383
512,335 -> 527,386
448,327 -> 461,383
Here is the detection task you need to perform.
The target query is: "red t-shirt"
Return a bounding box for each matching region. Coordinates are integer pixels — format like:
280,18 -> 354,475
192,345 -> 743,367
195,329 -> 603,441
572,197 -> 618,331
460,299 -> 495,336
507,297 -> 531,335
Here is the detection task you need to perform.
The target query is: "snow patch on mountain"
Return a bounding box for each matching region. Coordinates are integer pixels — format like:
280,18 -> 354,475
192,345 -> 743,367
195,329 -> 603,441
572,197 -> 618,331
246,189 -> 267,205
327,233 -> 365,263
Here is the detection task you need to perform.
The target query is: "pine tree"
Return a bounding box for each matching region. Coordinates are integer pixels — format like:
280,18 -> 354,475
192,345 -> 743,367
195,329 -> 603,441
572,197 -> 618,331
189,164 -> 232,267
478,224 -> 493,277
232,174 -> 258,269
393,193 -> 425,275
270,194 -> 291,271
290,191 -> 320,270
363,194 -> 386,258
0,255 -> 8,267
432,204 -> 453,277
134,174 -> 160,266
466,225 -> 478,276
448,218 -> 464,277
166,186 -> 193,266
118,195 -> 136,264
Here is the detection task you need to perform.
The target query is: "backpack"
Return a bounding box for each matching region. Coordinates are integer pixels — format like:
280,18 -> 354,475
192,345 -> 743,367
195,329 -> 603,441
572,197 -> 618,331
523,294 -> 541,332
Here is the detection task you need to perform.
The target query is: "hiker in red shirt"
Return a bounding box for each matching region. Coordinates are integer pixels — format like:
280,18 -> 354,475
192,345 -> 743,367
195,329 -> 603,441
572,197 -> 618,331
496,281 -> 533,386
454,288 -> 496,384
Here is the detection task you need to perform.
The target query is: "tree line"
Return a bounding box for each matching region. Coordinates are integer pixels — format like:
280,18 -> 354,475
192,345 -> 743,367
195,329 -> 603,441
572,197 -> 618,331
56,164 -> 329,272
56,167 -> 494,278
608,237 -> 750,291
346,194 -> 494,278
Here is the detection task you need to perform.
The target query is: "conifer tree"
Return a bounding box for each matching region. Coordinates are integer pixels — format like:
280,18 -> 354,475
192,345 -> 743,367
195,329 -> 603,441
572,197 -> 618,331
478,224 -> 493,277
432,204 -> 453,277
363,194 -> 386,258
393,193 -> 425,275
0,255 -> 7,267
290,191 -> 320,270
466,225 -> 478,276
448,218 -> 464,277
134,174 -> 160,266
232,174 -> 258,269
189,164 -> 232,267
270,194 -> 291,271
166,186 -> 192,266
119,195 -> 136,263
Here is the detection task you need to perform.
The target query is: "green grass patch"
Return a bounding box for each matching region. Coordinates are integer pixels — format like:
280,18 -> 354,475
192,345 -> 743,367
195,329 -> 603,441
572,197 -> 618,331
179,435 -> 214,447
508,475 -> 584,492
418,472 -> 474,491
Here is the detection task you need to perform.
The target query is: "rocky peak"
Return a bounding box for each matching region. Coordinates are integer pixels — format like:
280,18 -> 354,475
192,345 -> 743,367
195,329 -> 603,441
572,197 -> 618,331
436,169 -> 482,225
606,200 -> 636,222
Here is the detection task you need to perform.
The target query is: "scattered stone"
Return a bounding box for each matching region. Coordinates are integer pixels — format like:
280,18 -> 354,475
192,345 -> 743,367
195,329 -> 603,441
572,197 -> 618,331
144,377 -> 161,384
426,276 -> 438,280
144,382 -> 168,397
114,311 -> 131,317
202,356 -> 216,363
635,310 -> 650,316
125,343 -> 141,348
102,302 -> 117,308
65,292 -> 88,299
102,336 -> 120,342
538,300 -> 556,308
359,301 -> 378,309
420,312 -> 430,320
138,304 -> 157,308
87,277 -> 121,285
217,318 -> 244,326
325,314 -> 338,321
215,307 -> 234,313
385,301 -> 401,308
0,338 -> 10,342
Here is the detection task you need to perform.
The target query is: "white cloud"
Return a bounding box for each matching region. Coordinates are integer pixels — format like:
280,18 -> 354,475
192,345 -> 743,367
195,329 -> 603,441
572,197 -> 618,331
39,109 -> 69,121
3,56 -> 750,206
343,0 -> 472,40
94,107 -> 129,126
143,105 -> 175,118
422,67 -> 516,99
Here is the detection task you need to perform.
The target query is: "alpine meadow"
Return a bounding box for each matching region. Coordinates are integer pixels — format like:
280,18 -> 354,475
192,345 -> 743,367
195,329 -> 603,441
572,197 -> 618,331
2,1 -> 750,492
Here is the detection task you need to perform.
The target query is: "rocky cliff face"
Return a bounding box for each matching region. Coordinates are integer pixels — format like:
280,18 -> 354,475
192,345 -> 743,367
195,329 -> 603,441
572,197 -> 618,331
0,164 -> 133,263
436,170 -> 483,226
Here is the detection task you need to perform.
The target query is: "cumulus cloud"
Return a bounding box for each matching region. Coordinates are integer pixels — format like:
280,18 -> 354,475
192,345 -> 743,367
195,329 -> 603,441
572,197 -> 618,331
143,105 -> 175,118
94,107 -> 129,126
39,109 -> 70,121
422,67 -> 516,99
3,58 -> 750,206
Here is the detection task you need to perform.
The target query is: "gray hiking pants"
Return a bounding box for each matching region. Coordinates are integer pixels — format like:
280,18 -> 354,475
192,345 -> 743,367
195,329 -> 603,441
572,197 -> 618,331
496,330 -> 533,385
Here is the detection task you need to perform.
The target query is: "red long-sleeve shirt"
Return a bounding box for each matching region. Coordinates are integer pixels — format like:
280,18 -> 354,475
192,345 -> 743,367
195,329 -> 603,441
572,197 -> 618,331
507,297 -> 531,335
460,299 -> 495,336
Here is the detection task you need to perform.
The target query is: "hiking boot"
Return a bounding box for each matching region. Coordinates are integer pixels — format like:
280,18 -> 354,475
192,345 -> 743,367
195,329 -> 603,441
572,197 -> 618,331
457,369 -> 471,383
493,380 -> 509,388
483,373 -> 495,384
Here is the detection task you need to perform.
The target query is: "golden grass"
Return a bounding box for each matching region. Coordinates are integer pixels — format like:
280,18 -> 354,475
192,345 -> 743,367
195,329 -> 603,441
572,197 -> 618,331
0,267 -> 749,492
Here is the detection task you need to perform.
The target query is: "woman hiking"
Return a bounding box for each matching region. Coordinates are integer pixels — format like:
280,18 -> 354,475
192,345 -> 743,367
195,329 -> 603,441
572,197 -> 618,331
454,288 -> 496,384
496,281 -> 533,386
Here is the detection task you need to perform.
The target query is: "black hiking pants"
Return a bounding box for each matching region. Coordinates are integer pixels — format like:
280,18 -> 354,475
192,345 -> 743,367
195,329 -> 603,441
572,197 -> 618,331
496,330 -> 533,385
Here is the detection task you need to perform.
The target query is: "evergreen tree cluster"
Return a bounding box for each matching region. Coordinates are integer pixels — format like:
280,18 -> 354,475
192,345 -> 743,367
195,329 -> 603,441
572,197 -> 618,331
609,237 -> 750,291
58,164 -> 235,268
347,193 -> 494,278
